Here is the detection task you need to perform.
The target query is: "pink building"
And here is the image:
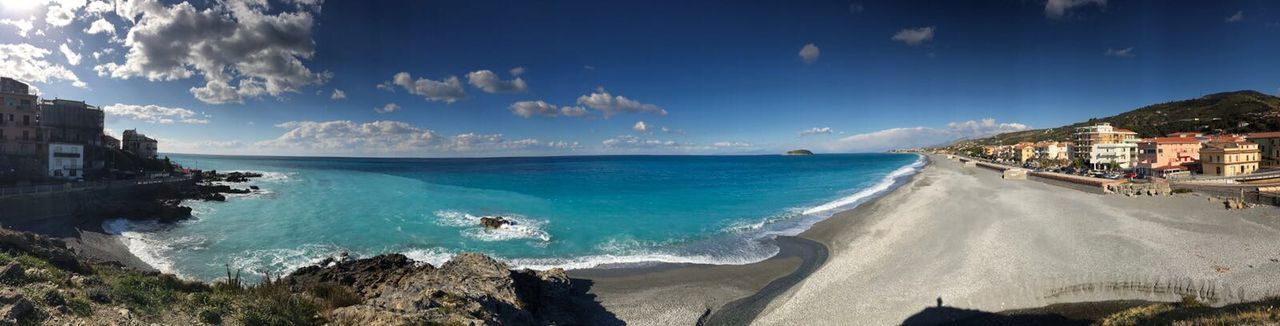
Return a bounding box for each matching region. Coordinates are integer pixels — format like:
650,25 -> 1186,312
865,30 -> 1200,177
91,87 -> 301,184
1136,137 -> 1201,176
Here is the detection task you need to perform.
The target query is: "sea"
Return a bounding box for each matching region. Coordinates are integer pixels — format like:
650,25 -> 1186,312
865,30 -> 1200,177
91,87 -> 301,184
102,153 -> 924,281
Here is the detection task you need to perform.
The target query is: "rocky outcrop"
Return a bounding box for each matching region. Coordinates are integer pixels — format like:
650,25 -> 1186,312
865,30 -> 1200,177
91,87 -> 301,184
78,199 -> 193,223
480,216 -> 511,229
285,253 -> 433,299
284,253 -> 580,325
198,170 -> 262,183
0,228 -> 85,273
1224,198 -> 1249,210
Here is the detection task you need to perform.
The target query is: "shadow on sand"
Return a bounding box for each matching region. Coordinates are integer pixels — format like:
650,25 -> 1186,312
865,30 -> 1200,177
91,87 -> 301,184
900,300 -> 1156,326
568,278 -> 626,325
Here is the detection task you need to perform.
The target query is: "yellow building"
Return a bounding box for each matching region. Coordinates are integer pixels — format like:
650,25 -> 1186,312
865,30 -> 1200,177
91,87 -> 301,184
1014,142 -> 1036,163
1200,141 -> 1260,177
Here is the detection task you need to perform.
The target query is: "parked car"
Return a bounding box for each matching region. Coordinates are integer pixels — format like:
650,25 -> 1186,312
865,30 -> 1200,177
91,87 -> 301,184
1123,172 -> 1137,179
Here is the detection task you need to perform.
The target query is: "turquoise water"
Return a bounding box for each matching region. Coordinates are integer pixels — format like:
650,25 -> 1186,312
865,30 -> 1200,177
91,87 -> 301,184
104,154 -> 923,280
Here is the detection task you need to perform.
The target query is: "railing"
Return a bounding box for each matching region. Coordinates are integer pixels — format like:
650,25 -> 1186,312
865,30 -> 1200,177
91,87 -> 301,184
0,176 -> 192,198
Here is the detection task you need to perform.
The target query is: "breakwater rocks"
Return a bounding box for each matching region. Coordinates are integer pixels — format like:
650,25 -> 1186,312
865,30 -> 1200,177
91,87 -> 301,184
283,253 -> 582,325
1106,183 -> 1173,196
198,171 -> 262,183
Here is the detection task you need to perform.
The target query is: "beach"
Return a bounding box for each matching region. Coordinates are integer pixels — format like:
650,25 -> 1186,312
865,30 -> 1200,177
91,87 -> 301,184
581,154 -> 1280,325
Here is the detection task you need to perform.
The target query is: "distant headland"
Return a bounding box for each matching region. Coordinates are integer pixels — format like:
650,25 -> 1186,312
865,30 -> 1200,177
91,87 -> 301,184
785,149 -> 815,156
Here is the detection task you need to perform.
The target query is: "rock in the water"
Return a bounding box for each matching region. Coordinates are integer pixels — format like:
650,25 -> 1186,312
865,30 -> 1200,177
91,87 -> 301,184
480,216 -> 511,229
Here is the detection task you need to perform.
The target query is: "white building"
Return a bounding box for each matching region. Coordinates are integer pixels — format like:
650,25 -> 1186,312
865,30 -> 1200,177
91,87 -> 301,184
47,142 -> 84,179
1088,142 -> 1139,170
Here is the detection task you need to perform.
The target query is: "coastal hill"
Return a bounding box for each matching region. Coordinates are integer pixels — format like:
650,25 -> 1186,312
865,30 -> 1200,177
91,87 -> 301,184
956,90 -> 1280,145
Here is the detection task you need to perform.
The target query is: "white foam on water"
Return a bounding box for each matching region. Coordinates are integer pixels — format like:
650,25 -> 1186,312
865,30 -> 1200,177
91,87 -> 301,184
225,243 -> 347,277
401,247 -> 455,267
801,154 -> 925,216
433,210 -> 552,242
102,219 -> 208,277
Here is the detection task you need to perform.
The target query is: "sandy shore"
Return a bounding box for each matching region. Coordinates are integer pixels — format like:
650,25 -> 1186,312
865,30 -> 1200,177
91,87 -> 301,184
753,154 -> 1280,325
581,154 -> 1280,325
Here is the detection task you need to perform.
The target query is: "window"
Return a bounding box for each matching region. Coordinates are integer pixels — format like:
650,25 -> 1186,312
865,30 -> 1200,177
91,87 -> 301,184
22,130 -> 28,140
1217,167 -> 1222,174
22,115 -> 29,126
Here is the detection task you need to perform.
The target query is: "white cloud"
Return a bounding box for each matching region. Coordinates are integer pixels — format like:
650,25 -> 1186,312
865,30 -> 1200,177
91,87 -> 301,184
466,69 -> 527,93
0,43 -> 86,88
576,87 -> 667,117
85,18 -> 114,35
1104,47 -> 1134,58
255,120 -> 578,156
330,89 -> 346,100
602,135 -> 680,149
1044,0 -> 1106,19
509,100 -> 587,118
633,121 -> 649,132
799,43 -> 820,64
0,18 -> 34,37
103,103 -> 210,124
85,1 -> 113,15
374,103 -> 399,114
822,118 -> 1027,152
59,43 -> 81,65
95,0 -> 330,104
1226,10 -> 1244,23
45,0 -> 87,27
162,139 -> 245,153
800,127 -> 833,136
384,72 -> 466,103
509,66 -> 526,76
891,27 -> 935,46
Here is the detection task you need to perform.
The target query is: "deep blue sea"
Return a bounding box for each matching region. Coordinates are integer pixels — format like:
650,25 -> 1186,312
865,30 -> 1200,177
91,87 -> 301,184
104,153 -> 923,280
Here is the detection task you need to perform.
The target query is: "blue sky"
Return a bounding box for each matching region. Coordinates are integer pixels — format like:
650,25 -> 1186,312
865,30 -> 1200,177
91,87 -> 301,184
1,0 -> 1277,157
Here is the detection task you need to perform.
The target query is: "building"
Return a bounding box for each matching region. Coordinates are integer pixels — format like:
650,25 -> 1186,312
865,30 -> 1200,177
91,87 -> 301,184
103,134 -> 120,150
47,142 -> 83,179
1200,140 -> 1260,177
122,129 -> 158,159
1089,142 -> 1139,170
1246,132 -> 1280,168
0,77 -> 46,181
1014,142 -> 1036,163
1074,123 -> 1138,169
1135,137 -> 1201,176
1034,141 -> 1072,162
40,99 -> 105,174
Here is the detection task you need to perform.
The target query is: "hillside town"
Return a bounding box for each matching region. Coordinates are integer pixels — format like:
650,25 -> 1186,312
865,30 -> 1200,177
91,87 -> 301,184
0,77 -> 166,186
956,122 -> 1277,180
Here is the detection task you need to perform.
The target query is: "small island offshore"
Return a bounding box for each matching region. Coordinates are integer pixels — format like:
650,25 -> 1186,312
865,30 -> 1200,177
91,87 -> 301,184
785,149 -> 815,156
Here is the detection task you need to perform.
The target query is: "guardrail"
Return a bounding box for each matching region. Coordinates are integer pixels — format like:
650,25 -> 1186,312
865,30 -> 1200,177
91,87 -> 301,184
0,176 -> 192,198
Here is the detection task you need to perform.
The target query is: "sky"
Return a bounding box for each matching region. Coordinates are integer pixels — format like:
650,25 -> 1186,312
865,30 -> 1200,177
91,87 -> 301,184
1,0 -> 1277,157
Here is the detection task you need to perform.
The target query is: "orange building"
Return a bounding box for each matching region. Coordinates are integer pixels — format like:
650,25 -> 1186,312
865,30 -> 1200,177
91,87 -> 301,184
1136,137 -> 1201,176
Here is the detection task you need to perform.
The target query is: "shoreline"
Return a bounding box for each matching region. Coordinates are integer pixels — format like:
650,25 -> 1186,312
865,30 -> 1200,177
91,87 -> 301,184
569,155 -> 929,325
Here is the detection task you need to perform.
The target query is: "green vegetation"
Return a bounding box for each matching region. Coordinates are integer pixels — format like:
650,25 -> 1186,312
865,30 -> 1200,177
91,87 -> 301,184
0,249 -> 359,325
958,90 -> 1280,146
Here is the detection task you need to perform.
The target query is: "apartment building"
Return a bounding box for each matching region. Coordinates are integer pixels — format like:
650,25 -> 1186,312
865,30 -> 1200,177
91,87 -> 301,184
1246,132 -> 1280,168
1200,140 -> 1260,177
1135,137 -> 1201,176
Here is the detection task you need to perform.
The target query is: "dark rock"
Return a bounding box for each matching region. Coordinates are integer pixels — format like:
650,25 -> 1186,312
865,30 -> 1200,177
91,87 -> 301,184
0,294 -> 35,322
0,263 -> 23,284
291,253 -> 584,325
249,185 -> 260,190
480,216 -> 511,229
284,254 -> 431,299
0,229 -> 85,273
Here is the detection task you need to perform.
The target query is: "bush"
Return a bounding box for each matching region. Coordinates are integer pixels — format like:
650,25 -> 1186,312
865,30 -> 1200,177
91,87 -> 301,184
198,308 -> 223,325
308,282 -> 361,310
1172,188 -> 1193,194
67,297 -> 93,316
